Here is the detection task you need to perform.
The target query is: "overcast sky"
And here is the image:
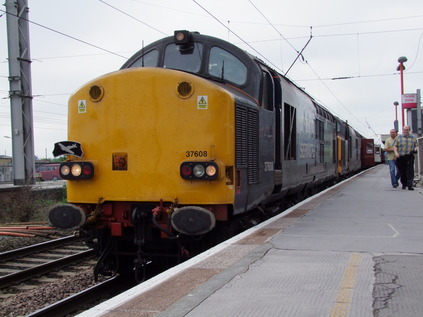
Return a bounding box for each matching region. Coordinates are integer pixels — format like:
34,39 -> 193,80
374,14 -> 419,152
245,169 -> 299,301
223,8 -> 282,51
1,0 -> 422,159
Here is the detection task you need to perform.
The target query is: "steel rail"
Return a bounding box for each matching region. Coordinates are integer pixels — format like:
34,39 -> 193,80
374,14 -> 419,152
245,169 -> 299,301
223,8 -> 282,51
0,235 -> 79,262
27,275 -> 123,317
0,248 -> 95,289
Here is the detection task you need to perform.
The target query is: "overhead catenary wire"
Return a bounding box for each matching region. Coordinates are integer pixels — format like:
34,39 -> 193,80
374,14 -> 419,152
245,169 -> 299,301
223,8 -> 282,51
241,0 -> 376,136
228,14 -> 423,29
192,0 -> 283,74
2,2 -> 420,142
247,0 -> 314,76
0,8 -> 127,59
248,0 -> 301,55
406,31 -> 423,71
99,0 -> 167,36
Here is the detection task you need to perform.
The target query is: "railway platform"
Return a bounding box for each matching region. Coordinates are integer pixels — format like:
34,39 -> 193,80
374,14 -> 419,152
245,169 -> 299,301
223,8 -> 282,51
78,164 -> 423,317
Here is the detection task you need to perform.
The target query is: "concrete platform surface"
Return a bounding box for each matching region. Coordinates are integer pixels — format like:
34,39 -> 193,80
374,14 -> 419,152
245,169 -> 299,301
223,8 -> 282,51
77,165 -> 423,317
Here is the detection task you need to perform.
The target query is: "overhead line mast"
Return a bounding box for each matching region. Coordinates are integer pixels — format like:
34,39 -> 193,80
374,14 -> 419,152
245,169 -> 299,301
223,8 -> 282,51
5,0 -> 35,185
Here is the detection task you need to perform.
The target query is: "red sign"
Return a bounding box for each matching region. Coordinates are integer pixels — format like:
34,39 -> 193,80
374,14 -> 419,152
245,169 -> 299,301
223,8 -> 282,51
402,93 -> 417,109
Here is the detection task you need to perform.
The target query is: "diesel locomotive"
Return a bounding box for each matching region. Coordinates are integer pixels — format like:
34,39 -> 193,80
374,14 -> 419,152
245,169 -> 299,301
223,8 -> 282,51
49,30 -> 373,280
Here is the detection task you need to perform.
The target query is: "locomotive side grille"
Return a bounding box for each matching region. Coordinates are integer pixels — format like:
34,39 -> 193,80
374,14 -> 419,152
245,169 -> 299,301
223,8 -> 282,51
247,110 -> 259,183
236,106 -> 248,167
236,105 -> 259,184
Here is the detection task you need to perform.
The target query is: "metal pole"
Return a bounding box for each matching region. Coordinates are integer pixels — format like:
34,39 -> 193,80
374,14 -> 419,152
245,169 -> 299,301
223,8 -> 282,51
397,56 -> 407,129
394,101 -> 399,132
5,0 -> 35,185
417,89 -> 422,137
399,64 -> 405,128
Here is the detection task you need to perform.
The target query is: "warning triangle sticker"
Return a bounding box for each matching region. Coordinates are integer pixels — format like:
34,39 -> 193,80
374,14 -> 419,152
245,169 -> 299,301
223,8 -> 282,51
197,96 -> 208,109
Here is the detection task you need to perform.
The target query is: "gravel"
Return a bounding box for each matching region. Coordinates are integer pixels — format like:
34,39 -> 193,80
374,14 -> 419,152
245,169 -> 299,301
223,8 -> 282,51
0,234 -> 101,316
0,269 -> 98,316
0,235 -> 51,253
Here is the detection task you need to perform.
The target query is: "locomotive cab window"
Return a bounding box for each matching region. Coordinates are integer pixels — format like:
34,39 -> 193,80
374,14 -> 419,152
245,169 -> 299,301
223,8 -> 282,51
208,47 -> 247,86
163,43 -> 203,73
128,49 -> 159,68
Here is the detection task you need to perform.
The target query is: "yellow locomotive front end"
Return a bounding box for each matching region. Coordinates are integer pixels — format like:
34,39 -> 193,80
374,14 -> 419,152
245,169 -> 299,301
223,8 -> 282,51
75,69 -> 233,200
49,67 -> 237,278
50,68 -> 235,235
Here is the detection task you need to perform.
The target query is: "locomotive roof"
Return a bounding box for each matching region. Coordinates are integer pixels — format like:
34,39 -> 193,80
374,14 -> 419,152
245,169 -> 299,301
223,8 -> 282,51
122,31 -> 355,132
122,31 -> 257,69
121,31 -> 264,101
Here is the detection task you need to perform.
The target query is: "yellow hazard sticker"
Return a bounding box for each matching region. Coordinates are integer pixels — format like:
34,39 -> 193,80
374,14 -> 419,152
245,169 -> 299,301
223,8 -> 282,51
197,96 -> 208,110
78,100 -> 87,113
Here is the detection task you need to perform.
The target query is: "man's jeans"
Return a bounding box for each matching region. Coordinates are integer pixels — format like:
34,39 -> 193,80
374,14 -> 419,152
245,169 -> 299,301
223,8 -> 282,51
388,160 -> 400,187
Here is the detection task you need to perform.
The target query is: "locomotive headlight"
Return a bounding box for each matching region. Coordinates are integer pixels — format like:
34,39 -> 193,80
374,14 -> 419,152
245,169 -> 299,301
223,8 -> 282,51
193,164 -> 205,177
60,165 -> 70,176
71,164 -> 82,177
206,165 -> 217,177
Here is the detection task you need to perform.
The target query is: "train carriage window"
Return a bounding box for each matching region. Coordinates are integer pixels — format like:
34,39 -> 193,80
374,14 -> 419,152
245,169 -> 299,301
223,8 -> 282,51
128,49 -> 159,68
209,47 -> 247,85
315,119 -> 324,141
366,141 -> 374,154
163,43 -> 203,73
315,119 -> 324,163
320,144 -> 324,163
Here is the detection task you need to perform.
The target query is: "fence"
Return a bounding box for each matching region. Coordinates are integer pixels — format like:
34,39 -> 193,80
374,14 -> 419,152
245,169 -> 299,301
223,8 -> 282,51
416,136 -> 423,185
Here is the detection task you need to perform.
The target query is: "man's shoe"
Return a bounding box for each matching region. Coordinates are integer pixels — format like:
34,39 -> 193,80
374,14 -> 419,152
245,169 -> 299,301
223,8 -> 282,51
393,185 -> 398,188
402,186 -> 406,189
408,187 -> 414,191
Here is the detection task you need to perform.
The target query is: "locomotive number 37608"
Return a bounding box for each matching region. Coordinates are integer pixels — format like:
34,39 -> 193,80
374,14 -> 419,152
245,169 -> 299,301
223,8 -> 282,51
186,151 -> 208,157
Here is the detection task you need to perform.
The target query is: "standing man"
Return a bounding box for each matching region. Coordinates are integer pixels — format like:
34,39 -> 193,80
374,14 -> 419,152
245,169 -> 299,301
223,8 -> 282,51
393,125 -> 417,190
384,129 -> 400,188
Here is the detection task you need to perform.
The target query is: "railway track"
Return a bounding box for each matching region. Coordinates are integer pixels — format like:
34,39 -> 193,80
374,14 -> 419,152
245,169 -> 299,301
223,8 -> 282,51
0,235 -> 165,316
0,236 -> 95,293
27,275 -> 124,317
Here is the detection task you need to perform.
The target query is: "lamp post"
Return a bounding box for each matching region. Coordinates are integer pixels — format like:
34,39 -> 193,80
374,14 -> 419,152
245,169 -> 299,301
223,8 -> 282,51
393,101 -> 399,132
396,56 -> 407,128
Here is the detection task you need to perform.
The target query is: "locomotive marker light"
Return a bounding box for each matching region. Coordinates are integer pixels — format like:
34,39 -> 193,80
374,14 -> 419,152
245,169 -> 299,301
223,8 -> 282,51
71,164 -> 82,177
193,164 -> 205,177
60,164 -> 70,176
60,161 -> 94,180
